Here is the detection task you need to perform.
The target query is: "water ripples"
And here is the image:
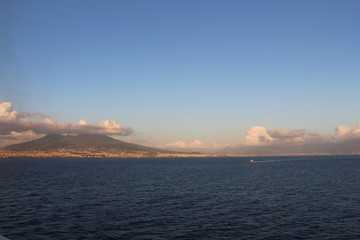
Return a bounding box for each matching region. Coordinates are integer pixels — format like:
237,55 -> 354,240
1,156 -> 360,239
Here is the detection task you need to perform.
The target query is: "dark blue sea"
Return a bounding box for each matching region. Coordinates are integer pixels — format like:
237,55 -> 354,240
1,156 -> 360,240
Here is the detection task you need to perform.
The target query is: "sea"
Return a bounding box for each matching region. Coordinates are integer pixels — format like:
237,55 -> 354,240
0,156 -> 359,240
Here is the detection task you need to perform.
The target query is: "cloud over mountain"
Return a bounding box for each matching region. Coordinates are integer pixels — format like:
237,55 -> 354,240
2,101 -> 360,155
0,101 -> 134,147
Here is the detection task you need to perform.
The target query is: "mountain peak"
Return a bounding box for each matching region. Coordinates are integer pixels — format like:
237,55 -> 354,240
1,134 -> 217,158
6,134 -> 137,150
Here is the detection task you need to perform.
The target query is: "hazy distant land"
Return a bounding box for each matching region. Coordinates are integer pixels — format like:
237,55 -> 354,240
0,134 -> 222,158
1,133 -> 359,158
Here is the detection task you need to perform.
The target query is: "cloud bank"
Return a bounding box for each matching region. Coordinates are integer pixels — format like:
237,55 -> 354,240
243,126 -> 328,146
159,140 -> 224,153
3,101 -> 360,155
333,123 -> 360,141
221,124 -> 360,155
161,124 -> 360,155
0,101 -> 134,147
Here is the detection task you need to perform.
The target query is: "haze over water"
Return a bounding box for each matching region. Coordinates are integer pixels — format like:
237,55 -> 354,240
1,156 -> 359,239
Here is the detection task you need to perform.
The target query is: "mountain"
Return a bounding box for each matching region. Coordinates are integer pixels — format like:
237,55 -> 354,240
4,134 -> 162,152
1,134 -> 184,158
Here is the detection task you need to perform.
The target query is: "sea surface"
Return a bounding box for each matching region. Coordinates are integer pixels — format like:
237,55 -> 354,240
0,156 -> 360,240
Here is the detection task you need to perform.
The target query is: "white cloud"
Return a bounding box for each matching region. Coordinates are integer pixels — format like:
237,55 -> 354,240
159,139 -> 225,153
0,101 -> 134,147
222,124 -> 360,155
333,123 -> 360,141
0,130 -> 43,148
244,126 -> 274,145
162,140 -> 188,149
188,140 -> 206,148
0,102 -> 18,120
97,120 -> 121,129
162,140 -> 207,149
78,119 -> 88,125
243,125 -> 328,146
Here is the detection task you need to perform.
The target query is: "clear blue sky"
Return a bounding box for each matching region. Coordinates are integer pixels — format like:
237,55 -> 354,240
2,0 -> 360,147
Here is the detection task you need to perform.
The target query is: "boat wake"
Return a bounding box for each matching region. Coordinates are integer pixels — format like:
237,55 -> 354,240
249,158 -> 308,164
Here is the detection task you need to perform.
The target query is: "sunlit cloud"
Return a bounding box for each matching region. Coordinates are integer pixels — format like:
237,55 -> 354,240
159,123 -> 360,155
162,140 -> 206,149
159,139 -> 225,153
244,126 -> 275,145
333,123 -> 360,141
2,101 -> 360,155
0,101 -> 134,147
162,140 -> 188,149
243,126 -> 328,146
221,124 -> 360,155
78,119 -> 88,125
0,130 -> 43,148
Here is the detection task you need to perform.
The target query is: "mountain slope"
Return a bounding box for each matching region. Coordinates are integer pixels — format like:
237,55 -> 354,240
3,134 -> 171,154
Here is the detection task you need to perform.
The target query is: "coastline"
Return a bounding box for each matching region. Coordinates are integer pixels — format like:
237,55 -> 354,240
1,150 -> 358,159
0,150 -> 226,158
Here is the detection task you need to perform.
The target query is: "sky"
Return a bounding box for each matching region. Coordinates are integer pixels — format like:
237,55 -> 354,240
1,0 -> 360,153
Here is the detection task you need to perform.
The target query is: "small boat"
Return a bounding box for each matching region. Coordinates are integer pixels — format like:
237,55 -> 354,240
249,159 -> 255,163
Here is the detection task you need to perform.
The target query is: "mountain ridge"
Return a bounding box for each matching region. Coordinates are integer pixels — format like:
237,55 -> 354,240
0,134 -> 216,158
3,134 -> 170,152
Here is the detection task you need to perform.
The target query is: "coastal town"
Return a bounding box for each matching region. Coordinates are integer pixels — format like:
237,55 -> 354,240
0,148 -> 219,158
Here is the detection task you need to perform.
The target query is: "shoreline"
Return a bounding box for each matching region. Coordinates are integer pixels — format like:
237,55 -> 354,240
0,150 -> 226,158
1,150 -> 358,159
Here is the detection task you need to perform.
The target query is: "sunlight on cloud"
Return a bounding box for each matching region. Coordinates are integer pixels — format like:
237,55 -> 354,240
0,101 -> 134,147
163,140 -> 188,149
0,130 -> 43,147
243,126 -> 329,146
188,140 -> 206,148
333,123 -> 360,141
3,101 -> 360,153
244,126 -> 274,145
97,120 -> 120,128
159,139 -> 225,153
78,119 -> 88,125
0,101 -> 18,119
221,124 -> 360,155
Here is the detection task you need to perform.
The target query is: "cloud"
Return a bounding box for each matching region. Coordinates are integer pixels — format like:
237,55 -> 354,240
0,101 -> 134,147
0,130 -> 43,148
160,125 -> 341,155
161,140 -> 206,149
267,128 -> 306,139
163,140 -> 188,149
333,123 -> 360,141
221,124 -> 360,155
243,126 -> 327,146
78,119 -> 87,125
244,126 -> 275,145
159,139 -> 225,153
188,140 -> 207,148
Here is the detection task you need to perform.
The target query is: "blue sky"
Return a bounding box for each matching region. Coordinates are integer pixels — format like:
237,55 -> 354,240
2,0 -> 360,150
